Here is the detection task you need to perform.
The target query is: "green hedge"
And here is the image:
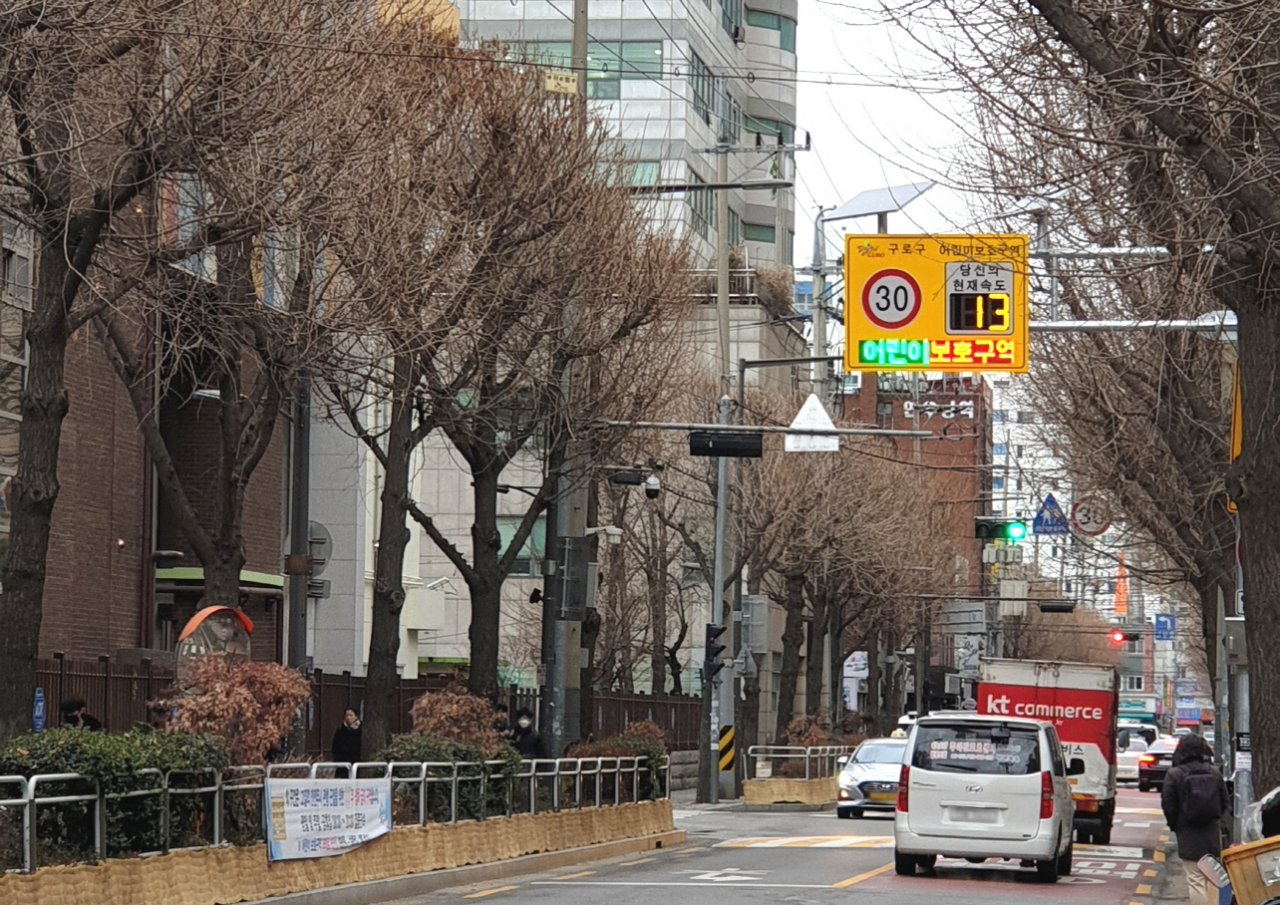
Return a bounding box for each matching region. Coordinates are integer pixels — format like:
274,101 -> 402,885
0,727 -> 230,867
376,734 -> 521,822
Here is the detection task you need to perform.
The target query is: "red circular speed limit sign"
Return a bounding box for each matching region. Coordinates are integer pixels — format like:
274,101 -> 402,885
861,269 -> 923,330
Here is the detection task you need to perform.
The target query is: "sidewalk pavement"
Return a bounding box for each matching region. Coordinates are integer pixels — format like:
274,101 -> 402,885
1152,838 -> 1190,905
669,787 -> 744,810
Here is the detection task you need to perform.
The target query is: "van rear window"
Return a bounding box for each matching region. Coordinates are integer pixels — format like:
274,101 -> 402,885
912,724 -> 1041,775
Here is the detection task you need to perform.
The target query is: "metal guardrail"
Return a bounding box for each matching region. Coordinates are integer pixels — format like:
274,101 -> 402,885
745,745 -> 854,781
0,756 -> 667,873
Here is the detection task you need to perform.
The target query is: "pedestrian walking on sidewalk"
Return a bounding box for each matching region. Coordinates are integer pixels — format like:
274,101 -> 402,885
332,708 -> 362,778
511,707 -> 550,760
1161,734 -> 1229,905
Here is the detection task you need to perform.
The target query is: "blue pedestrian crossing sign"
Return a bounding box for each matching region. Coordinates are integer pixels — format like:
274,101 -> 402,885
1032,494 -> 1070,536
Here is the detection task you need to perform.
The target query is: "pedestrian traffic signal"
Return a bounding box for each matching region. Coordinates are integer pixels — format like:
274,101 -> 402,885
974,517 -> 1030,542
1110,630 -> 1141,644
704,624 -> 728,680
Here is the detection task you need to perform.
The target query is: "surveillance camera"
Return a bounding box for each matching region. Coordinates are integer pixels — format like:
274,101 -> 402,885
604,526 -> 623,545
644,475 -> 660,499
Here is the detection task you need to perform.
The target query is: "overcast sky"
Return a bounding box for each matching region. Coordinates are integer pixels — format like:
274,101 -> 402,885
790,0 -> 975,267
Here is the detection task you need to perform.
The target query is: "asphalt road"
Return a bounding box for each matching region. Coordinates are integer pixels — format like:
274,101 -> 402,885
384,786 -> 1171,905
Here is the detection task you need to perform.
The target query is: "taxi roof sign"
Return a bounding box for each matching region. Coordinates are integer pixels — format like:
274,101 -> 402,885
844,234 -> 1030,373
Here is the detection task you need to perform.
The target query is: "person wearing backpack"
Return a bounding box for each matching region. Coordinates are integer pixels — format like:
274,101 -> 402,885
1162,734 -> 1230,905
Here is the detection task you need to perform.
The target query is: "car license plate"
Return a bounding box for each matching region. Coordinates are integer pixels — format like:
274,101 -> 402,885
869,791 -> 895,801
947,807 -> 999,824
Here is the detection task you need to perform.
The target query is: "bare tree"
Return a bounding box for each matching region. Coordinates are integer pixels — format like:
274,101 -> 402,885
859,0 -> 1280,779
314,41 -> 692,748
0,0 -> 367,737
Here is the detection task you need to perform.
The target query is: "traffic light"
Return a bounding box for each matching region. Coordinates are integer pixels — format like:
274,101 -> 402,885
975,516 -> 1030,542
704,624 -> 728,681
1110,630 -> 1141,644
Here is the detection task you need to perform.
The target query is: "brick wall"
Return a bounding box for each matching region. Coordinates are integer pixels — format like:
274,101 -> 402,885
156,395 -> 284,577
40,329 -> 148,657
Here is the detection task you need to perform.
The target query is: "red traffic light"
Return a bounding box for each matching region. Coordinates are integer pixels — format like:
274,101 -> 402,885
1110,630 -> 1126,644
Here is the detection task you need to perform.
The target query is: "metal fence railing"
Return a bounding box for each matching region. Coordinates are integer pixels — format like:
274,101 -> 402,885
0,756 -> 668,874
745,746 -> 854,781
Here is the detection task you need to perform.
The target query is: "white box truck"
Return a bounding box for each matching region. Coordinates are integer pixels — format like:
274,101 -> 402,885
978,658 -> 1120,844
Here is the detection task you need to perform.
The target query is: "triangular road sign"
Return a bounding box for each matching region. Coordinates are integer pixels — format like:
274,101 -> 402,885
1032,493 -> 1070,535
785,394 -> 839,452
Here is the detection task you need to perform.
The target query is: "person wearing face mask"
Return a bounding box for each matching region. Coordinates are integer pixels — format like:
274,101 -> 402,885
511,707 -> 550,760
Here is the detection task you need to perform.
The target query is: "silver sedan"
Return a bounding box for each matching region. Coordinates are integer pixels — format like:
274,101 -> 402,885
836,738 -> 908,818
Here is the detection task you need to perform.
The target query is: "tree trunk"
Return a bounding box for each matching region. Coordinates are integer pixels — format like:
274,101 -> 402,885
774,572 -> 806,740
202,550 -> 247,610
0,251 -> 71,739
466,465 -> 504,698
865,633 -> 884,736
1234,293 -> 1280,792
647,509 -> 667,693
804,595 -> 827,719
363,354 -> 416,755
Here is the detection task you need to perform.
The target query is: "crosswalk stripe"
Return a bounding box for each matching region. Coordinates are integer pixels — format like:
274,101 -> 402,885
716,836 -> 894,849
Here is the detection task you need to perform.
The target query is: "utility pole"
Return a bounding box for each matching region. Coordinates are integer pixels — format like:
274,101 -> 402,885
539,0 -> 591,754
286,374 -> 311,755
810,207 -> 835,404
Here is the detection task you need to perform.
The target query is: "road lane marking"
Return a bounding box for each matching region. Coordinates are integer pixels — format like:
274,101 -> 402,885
1159,834 -> 1170,842
531,881 -> 836,889
1144,869 -> 1157,877
619,858 -> 655,866
551,871 -> 596,880
1154,850 -> 1166,862
716,836 -> 893,849
831,862 -> 895,888
1136,883 -> 1153,894
463,886 -> 517,898
1118,807 -> 1165,815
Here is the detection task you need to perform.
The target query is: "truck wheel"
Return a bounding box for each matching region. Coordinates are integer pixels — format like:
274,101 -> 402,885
1076,828 -> 1092,845
895,850 -> 917,876
1095,821 -> 1112,845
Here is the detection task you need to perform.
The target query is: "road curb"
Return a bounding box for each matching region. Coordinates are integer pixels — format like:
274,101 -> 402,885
1145,837 -> 1186,905
241,830 -> 688,905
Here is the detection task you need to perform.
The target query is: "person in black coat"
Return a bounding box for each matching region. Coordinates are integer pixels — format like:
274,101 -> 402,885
60,698 -> 103,731
1162,734 -> 1229,905
331,708 -> 362,778
511,707 -> 550,760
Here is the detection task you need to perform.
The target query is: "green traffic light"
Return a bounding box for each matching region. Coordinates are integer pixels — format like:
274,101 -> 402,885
1006,521 -> 1028,541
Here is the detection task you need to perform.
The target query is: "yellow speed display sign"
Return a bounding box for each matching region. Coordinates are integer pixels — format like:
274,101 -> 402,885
843,234 -> 1030,373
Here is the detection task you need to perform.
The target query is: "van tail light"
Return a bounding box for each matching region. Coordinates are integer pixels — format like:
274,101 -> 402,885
1040,771 -> 1054,819
1138,754 -> 1156,765
897,765 -> 910,812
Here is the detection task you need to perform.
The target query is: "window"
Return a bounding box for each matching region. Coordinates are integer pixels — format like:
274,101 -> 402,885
721,0 -> 743,40
0,292 -> 26,544
911,723 -> 1042,775
992,409 -> 1007,422
728,209 -> 742,246
992,477 -> 1004,490
1122,674 -> 1145,692
497,515 -> 546,577
746,9 -> 797,52
1,247 -> 30,310
686,169 -> 713,240
728,95 -> 743,142
690,54 -> 714,126
507,42 -> 663,100
742,222 -> 775,243
1017,410 -> 1035,423
1015,445 -> 1025,457
627,161 -> 661,186
785,229 -> 794,263
1125,637 -> 1143,655
162,173 -> 217,282
1016,478 -> 1024,491
745,115 -> 794,144
992,442 -> 1007,456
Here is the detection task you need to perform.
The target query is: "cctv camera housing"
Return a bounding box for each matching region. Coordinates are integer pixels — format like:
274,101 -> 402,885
644,475 -> 660,499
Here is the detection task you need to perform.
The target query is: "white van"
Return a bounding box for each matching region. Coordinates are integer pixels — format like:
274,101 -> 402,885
894,712 -> 1081,882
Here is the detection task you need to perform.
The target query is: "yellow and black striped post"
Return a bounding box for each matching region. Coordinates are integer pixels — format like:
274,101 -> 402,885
718,724 -> 736,772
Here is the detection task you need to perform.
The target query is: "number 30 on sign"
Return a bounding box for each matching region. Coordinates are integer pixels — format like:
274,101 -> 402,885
862,269 -> 922,329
